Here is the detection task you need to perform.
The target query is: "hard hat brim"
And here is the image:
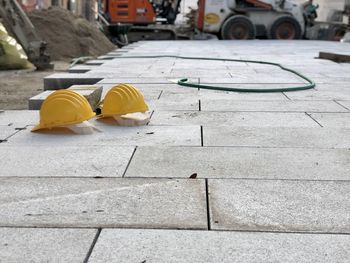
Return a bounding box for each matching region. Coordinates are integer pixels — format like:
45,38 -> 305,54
31,112 -> 96,132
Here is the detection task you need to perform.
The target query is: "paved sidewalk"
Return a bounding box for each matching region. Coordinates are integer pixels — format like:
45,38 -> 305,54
0,40 -> 349,262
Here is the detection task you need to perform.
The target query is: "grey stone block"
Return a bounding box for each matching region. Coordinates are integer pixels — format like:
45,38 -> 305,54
0,145 -> 134,177
0,178 -> 207,228
209,179 -> 350,233
98,78 -> 199,84
89,229 -> 350,263
203,126 -> 350,148
28,91 -> 53,110
337,101 -> 350,111
286,89 -> 350,101
151,111 -> 317,127
68,85 -> 103,110
200,100 -> 347,112
0,228 -> 96,263
125,146 -> 350,180
309,113 -> 350,127
149,99 -> 199,111
0,110 -> 38,128
7,125 -> 201,147
28,85 -> 102,110
0,126 -> 19,141
44,73 -> 102,90
85,60 -> 105,65
197,88 -> 287,101
68,65 -> 96,73
96,55 -> 116,59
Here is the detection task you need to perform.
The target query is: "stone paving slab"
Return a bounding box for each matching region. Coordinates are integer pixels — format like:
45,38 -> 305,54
285,90 -> 350,101
0,145 -> 134,177
44,73 -> 102,90
0,178 -> 207,228
309,113 -> 350,127
197,89 -> 288,101
0,110 -> 37,128
149,98 -> 199,111
125,147 -> 350,180
68,65 -> 97,73
85,60 -> 105,65
98,78 -> 199,84
7,125 -> 201,146
0,228 -> 96,262
151,111 -> 317,127
209,179 -> 350,233
337,101 -> 350,110
29,85 -> 103,110
203,127 -> 350,148
0,126 -> 19,141
199,76 -> 305,84
200,100 -> 346,112
89,229 -> 350,263
136,84 -> 199,95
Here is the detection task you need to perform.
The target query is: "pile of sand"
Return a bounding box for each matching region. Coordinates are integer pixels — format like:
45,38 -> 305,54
28,7 -> 115,61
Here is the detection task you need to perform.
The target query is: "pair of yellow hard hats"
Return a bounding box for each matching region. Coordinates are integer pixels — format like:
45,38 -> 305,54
32,84 -> 149,132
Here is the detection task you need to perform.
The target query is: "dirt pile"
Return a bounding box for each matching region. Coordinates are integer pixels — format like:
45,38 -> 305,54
28,7 -> 115,61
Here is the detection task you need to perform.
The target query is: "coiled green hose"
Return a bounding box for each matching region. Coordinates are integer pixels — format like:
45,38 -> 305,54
112,55 -> 316,93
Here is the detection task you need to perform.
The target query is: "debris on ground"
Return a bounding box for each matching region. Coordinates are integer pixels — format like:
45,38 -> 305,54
28,7 -> 115,61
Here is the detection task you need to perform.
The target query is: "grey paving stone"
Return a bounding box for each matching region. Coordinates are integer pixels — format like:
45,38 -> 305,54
286,89 -> 350,101
0,178 -> 207,228
0,145 -> 134,177
0,126 -> 19,141
199,76 -> 304,84
0,110 -> 38,127
44,73 -> 102,90
68,65 -> 96,73
203,126 -> 350,148
98,78 -> 199,84
0,228 -> 96,263
337,101 -> 350,110
126,147 -> 350,180
309,113 -> 350,127
209,179 -> 350,233
7,125 -> 201,146
85,60 -> 105,65
200,100 -> 346,112
149,98 -> 199,111
151,111 -> 317,127
29,85 -> 102,110
197,88 -> 288,100
89,229 -> 350,263
28,91 -> 53,110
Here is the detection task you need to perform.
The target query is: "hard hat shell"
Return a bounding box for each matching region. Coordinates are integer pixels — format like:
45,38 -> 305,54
99,84 -> 149,118
32,90 -> 96,132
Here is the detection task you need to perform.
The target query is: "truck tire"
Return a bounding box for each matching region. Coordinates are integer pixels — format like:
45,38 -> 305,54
269,16 -> 302,40
221,15 -> 256,40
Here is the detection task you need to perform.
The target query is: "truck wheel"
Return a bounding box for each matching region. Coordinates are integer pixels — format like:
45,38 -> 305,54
269,16 -> 302,39
221,15 -> 256,40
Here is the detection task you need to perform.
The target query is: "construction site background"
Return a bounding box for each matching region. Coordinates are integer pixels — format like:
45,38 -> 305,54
18,0 -> 348,24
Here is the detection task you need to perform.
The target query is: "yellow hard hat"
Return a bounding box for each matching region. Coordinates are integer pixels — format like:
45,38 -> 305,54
99,84 -> 149,118
32,90 -> 96,132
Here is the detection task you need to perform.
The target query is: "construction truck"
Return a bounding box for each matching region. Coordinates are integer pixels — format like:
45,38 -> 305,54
0,0 -> 52,69
197,0 -> 346,40
97,0 -> 182,46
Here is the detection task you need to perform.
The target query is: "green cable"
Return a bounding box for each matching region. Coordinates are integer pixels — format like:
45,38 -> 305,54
110,55 -> 316,93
